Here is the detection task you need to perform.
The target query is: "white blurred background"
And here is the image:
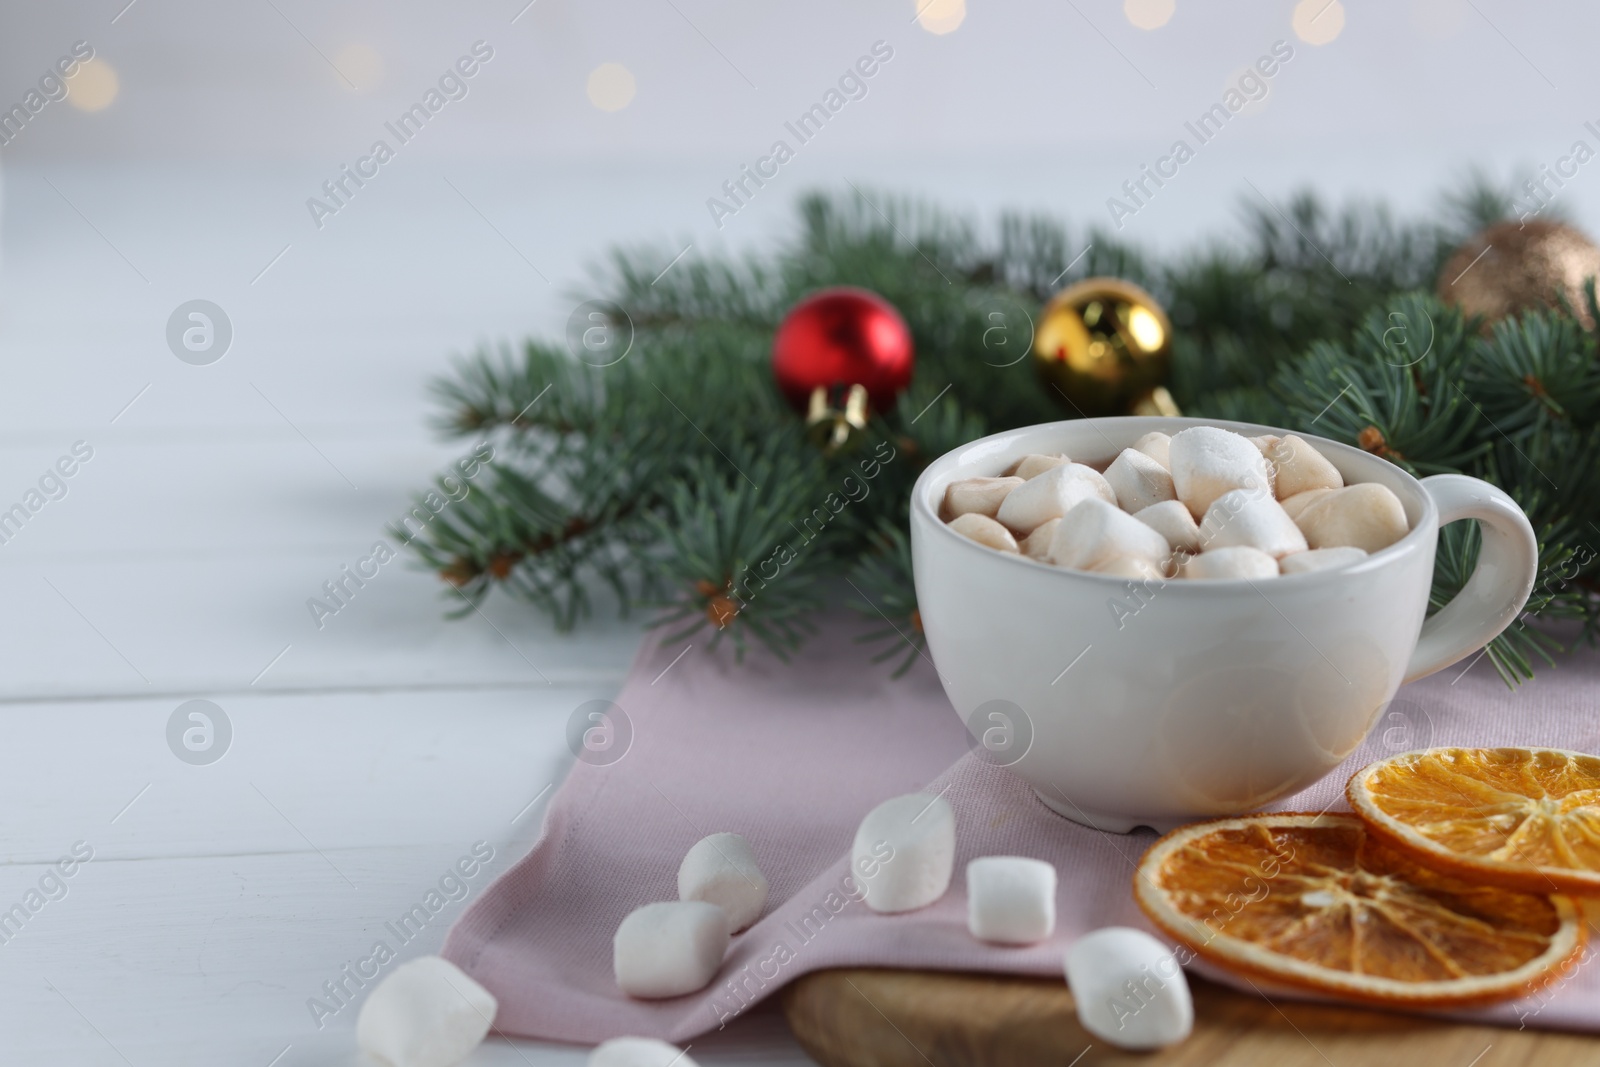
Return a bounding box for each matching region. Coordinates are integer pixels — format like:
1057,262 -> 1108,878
0,0 -> 1592,439
4,0 -> 1598,434
5,0 -> 1599,336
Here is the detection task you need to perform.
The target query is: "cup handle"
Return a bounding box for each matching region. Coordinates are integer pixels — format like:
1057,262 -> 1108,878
1403,474 -> 1539,684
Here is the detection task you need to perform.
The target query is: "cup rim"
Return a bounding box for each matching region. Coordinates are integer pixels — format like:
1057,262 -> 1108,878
910,415 -> 1438,588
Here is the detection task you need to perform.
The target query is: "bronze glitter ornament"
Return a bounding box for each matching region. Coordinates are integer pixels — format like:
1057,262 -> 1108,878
1437,220 -> 1600,328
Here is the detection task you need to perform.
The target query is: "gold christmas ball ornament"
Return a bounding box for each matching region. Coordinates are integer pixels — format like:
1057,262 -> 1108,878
1437,220 -> 1600,328
1033,277 -> 1179,417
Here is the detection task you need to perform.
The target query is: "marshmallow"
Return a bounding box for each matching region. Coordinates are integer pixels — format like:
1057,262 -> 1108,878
1104,448 -> 1176,513
1199,489 -> 1308,560
1065,927 -> 1193,1050
1168,426 -> 1273,518
947,513 -> 1020,553
1010,453 -> 1070,480
1088,555 -> 1164,581
590,1038 -> 701,1067
995,464 -> 1116,535
966,857 -> 1057,945
854,793 -> 955,914
356,956 -> 498,1067
1279,546 -> 1368,575
1249,434 -> 1281,456
678,832 -> 768,934
1294,482 -> 1409,553
1048,498 -> 1171,572
1267,434 -> 1344,500
1132,431 -> 1171,469
1020,517 -> 1060,560
943,476 -> 1023,520
1181,545 -> 1279,581
614,902 -> 729,998
1132,500 -> 1201,555
1281,487 -> 1334,521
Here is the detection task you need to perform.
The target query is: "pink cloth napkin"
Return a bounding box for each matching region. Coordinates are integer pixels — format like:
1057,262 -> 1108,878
442,619 -> 1600,1042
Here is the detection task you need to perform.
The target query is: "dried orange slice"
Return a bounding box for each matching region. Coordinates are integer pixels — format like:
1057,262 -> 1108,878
1348,746 -> 1600,895
1134,813 -> 1583,1007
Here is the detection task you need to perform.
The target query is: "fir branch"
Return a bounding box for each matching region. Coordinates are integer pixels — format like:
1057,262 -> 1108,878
596,246 -> 780,332
1268,297 -> 1488,474
1465,313 -> 1600,435
403,182 -> 1600,686
429,342 -> 602,438
646,441 -> 836,660
846,520 -> 924,678
1429,522 -> 1585,686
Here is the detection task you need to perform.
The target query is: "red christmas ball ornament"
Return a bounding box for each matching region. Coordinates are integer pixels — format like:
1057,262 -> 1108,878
771,287 -> 915,452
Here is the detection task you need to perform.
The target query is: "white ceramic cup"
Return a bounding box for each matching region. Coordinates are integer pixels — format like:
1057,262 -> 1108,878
910,417 -> 1537,832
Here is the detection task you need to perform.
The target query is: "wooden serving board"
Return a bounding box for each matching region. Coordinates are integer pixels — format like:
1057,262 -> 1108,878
781,968 -> 1596,1067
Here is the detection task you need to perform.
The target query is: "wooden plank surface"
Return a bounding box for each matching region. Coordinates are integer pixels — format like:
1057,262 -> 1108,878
782,968 -> 1598,1067
0,161 -> 826,1065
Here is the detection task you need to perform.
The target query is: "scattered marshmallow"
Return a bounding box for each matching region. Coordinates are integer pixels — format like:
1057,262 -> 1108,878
1132,431 -> 1171,469
1268,434 -> 1344,500
1010,453 -> 1070,480
1295,482 -> 1410,553
854,793 -> 955,914
1199,489 -> 1308,560
995,464 -> 1116,535
1168,426 -> 1273,518
1181,545 -> 1278,581
590,1038 -> 701,1067
1048,499 -> 1172,572
356,956 -> 498,1067
678,832 -> 768,934
1104,448 -> 1177,513
966,857 -> 1057,945
614,901 -> 729,998
1132,500 -> 1201,555
1089,555 -> 1165,581
1280,546 -> 1368,575
947,513 -> 1020,553
1280,487 -> 1334,521
1020,517 -> 1060,560
1065,927 -> 1193,1050
943,476 -> 1023,520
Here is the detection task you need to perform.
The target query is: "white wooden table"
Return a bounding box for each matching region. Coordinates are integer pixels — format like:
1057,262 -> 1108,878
8,3 -> 1596,1060
0,162 -> 817,1065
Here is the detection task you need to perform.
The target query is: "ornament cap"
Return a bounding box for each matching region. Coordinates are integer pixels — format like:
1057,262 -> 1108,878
804,383 -> 870,455
1131,386 -> 1181,417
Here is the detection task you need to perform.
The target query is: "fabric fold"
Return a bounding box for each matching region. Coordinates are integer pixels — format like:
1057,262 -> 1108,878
442,620 -> 1600,1042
